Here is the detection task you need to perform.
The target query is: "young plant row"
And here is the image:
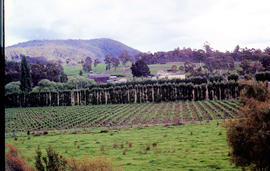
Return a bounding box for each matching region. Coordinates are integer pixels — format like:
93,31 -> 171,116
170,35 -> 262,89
5,100 -> 240,133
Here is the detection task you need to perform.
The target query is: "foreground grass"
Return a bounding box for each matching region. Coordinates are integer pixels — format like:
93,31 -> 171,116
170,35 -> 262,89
5,121 -> 240,171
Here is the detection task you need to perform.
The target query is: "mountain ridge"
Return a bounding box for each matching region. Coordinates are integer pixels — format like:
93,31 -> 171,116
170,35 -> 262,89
5,38 -> 141,64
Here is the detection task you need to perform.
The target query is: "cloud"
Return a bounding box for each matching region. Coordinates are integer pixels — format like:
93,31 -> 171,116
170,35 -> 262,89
5,0 -> 270,52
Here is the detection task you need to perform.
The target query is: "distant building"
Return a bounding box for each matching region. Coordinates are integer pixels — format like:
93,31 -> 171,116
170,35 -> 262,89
152,70 -> 185,80
109,76 -> 117,81
88,74 -> 110,83
117,78 -> 128,83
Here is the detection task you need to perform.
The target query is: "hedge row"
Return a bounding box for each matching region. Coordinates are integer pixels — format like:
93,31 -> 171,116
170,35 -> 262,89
255,71 -> 270,82
5,81 -> 239,107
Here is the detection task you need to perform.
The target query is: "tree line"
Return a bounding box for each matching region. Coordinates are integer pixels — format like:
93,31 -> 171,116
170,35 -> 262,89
5,55 -> 67,86
5,78 -> 240,107
135,44 -> 270,65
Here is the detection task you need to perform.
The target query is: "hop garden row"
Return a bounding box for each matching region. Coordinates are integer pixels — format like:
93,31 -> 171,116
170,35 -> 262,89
5,100 -> 239,133
5,81 -> 239,107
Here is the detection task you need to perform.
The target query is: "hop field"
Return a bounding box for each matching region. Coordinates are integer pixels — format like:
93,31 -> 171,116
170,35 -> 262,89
5,100 -> 239,133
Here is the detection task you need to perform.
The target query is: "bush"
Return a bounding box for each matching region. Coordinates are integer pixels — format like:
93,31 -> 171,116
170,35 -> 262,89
66,156 -> 122,171
6,144 -> 122,171
35,145 -> 67,171
5,81 -> 22,96
65,76 -> 95,90
239,80 -> 270,104
5,144 -> 35,171
225,81 -> 270,170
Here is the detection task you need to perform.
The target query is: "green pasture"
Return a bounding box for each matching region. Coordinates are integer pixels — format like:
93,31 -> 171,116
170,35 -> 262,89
5,121 -> 240,170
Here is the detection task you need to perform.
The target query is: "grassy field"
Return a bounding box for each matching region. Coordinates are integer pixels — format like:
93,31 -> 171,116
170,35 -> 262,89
5,100 -> 239,132
5,121 -> 240,170
63,61 -> 240,82
63,62 -> 187,80
5,100 -> 241,170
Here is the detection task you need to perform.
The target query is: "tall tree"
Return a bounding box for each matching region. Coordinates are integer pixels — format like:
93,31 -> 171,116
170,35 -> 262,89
82,57 -> 92,72
45,63 -> 63,82
94,58 -> 101,68
111,57 -> 120,71
20,55 -> 32,93
59,71 -> 68,83
119,50 -> 131,67
253,61 -> 264,73
130,59 -> 150,77
104,54 -> 112,71
30,63 -> 47,86
203,41 -> 213,57
232,45 -> 240,61
193,49 -> 206,66
239,60 -> 253,75
79,70 -> 83,76
5,61 -> 20,85
261,55 -> 270,71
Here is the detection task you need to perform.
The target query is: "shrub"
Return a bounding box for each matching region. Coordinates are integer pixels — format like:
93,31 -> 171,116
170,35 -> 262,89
113,143 -> 118,148
72,130 -> 79,134
5,144 -> 35,171
122,148 -> 127,155
225,81 -> 270,170
100,129 -> 109,133
34,145 -> 67,171
152,142 -> 157,147
146,144 -> 150,151
239,80 -> 270,104
128,142 -> 133,148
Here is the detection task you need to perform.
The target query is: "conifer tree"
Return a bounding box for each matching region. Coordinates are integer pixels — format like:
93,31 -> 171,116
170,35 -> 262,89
20,55 -> 32,93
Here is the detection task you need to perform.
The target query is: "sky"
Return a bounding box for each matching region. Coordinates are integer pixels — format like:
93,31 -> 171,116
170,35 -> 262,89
5,0 -> 270,53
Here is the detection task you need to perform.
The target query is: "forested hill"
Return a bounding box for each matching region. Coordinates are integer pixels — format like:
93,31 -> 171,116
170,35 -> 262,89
5,38 -> 140,64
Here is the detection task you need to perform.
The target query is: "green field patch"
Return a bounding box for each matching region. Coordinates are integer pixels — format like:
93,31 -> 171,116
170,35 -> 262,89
5,121 -> 241,170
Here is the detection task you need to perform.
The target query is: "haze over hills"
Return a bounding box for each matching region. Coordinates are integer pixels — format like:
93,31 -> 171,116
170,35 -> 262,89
5,38 -> 141,64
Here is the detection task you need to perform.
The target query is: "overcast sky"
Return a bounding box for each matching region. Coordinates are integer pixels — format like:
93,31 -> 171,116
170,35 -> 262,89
5,0 -> 270,52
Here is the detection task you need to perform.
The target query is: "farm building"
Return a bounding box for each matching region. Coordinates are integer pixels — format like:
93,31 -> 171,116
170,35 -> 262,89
88,74 -> 110,83
152,70 -> 185,80
117,78 -> 128,83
